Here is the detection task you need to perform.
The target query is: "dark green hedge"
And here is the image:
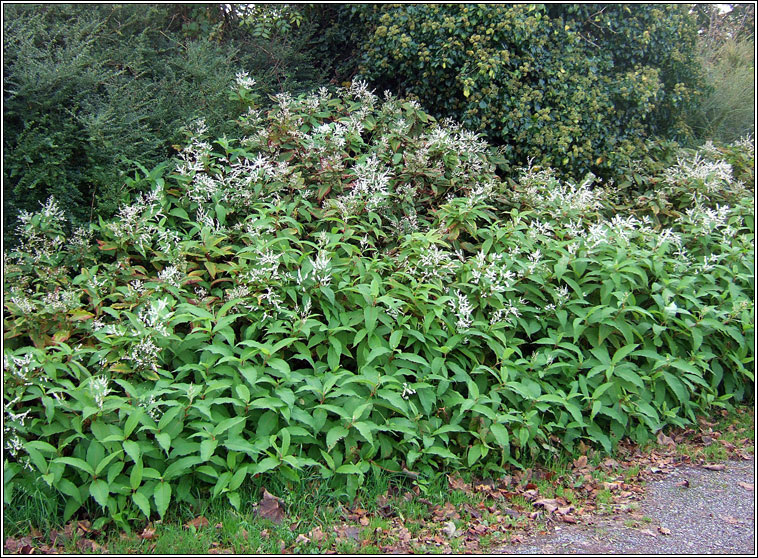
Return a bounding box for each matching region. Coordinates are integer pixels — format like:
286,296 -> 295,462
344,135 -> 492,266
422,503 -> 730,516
3,4 -> 325,242
324,4 -> 704,178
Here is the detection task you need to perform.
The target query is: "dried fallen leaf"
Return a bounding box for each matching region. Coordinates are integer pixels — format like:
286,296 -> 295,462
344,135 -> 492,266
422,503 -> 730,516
702,463 -> 726,471
138,526 -> 157,540
433,501 -> 459,520
5,537 -> 32,554
638,528 -> 657,538
656,431 -> 675,447
573,455 -> 588,469
659,527 -> 672,535
294,534 -> 310,545
75,521 -> 90,535
208,548 -> 234,554
334,524 -> 361,543
738,482 -> 753,491
533,498 -> 559,513
442,521 -> 457,538
719,514 -> 741,525
258,488 -> 286,523
75,539 -> 104,553
359,516 -> 370,526
447,474 -> 472,494
185,516 -> 210,530
308,526 -> 326,543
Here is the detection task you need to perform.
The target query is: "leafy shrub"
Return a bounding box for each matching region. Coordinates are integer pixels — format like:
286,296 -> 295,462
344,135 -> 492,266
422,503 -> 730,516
329,4 -> 704,178
2,4 -> 326,244
3,80 -> 753,530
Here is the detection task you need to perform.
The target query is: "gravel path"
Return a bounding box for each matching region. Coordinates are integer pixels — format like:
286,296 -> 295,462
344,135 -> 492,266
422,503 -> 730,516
495,457 -> 755,555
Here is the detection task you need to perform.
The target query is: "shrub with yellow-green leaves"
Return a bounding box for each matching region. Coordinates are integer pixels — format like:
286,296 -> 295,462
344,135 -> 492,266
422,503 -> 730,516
348,4 -> 704,178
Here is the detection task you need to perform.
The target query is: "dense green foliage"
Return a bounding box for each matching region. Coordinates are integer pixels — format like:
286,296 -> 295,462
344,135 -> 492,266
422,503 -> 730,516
326,4 -> 705,177
3,4 -> 324,241
4,81 -> 754,530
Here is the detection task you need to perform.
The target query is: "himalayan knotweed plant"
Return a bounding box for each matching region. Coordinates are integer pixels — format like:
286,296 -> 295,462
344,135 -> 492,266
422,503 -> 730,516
3,79 -> 754,530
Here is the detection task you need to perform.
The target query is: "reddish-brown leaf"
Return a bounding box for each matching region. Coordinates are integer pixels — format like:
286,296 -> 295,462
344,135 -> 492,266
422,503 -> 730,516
738,482 -> 753,491
447,474 -> 472,494
138,525 -> 156,540
294,534 -> 310,545
258,488 -> 286,523
573,455 -> 588,469
656,431 -> 675,447
702,463 -> 726,471
185,516 -> 210,530
533,498 -> 559,513
308,526 -> 326,543
334,524 -> 361,543
75,539 -> 104,553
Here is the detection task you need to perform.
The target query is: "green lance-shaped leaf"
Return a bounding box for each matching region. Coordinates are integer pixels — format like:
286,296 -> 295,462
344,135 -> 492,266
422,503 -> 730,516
154,481 -> 172,519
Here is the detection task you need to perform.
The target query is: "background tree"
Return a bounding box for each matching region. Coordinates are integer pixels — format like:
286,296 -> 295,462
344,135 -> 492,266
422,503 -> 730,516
311,4 -> 706,178
3,3 -> 324,243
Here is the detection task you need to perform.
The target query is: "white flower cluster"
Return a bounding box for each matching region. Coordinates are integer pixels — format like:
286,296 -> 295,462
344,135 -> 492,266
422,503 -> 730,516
257,286 -> 285,322
309,250 -> 332,286
426,121 -> 488,155
137,298 -> 173,337
176,119 -> 211,176
127,337 -> 161,375
139,393 -> 164,422
68,226 -> 93,254
158,264 -> 184,288
106,186 -> 164,252
4,395 -> 32,468
235,70 -> 256,89
8,288 -> 36,314
89,376 -> 111,409
347,79 -> 378,108
448,289 -> 474,330
42,289 -> 80,313
334,155 -> 392,219
470,251 -> 516,296
226,284 -> 251,302
14,197 -> 66,264
464,180 -> 496,209
489,299 -> 522,327
4,352 -> 36,385
681,203 -> 730,235
401,382 -> 417,400
412,244 -> 459,282
663,153 -> 733,192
